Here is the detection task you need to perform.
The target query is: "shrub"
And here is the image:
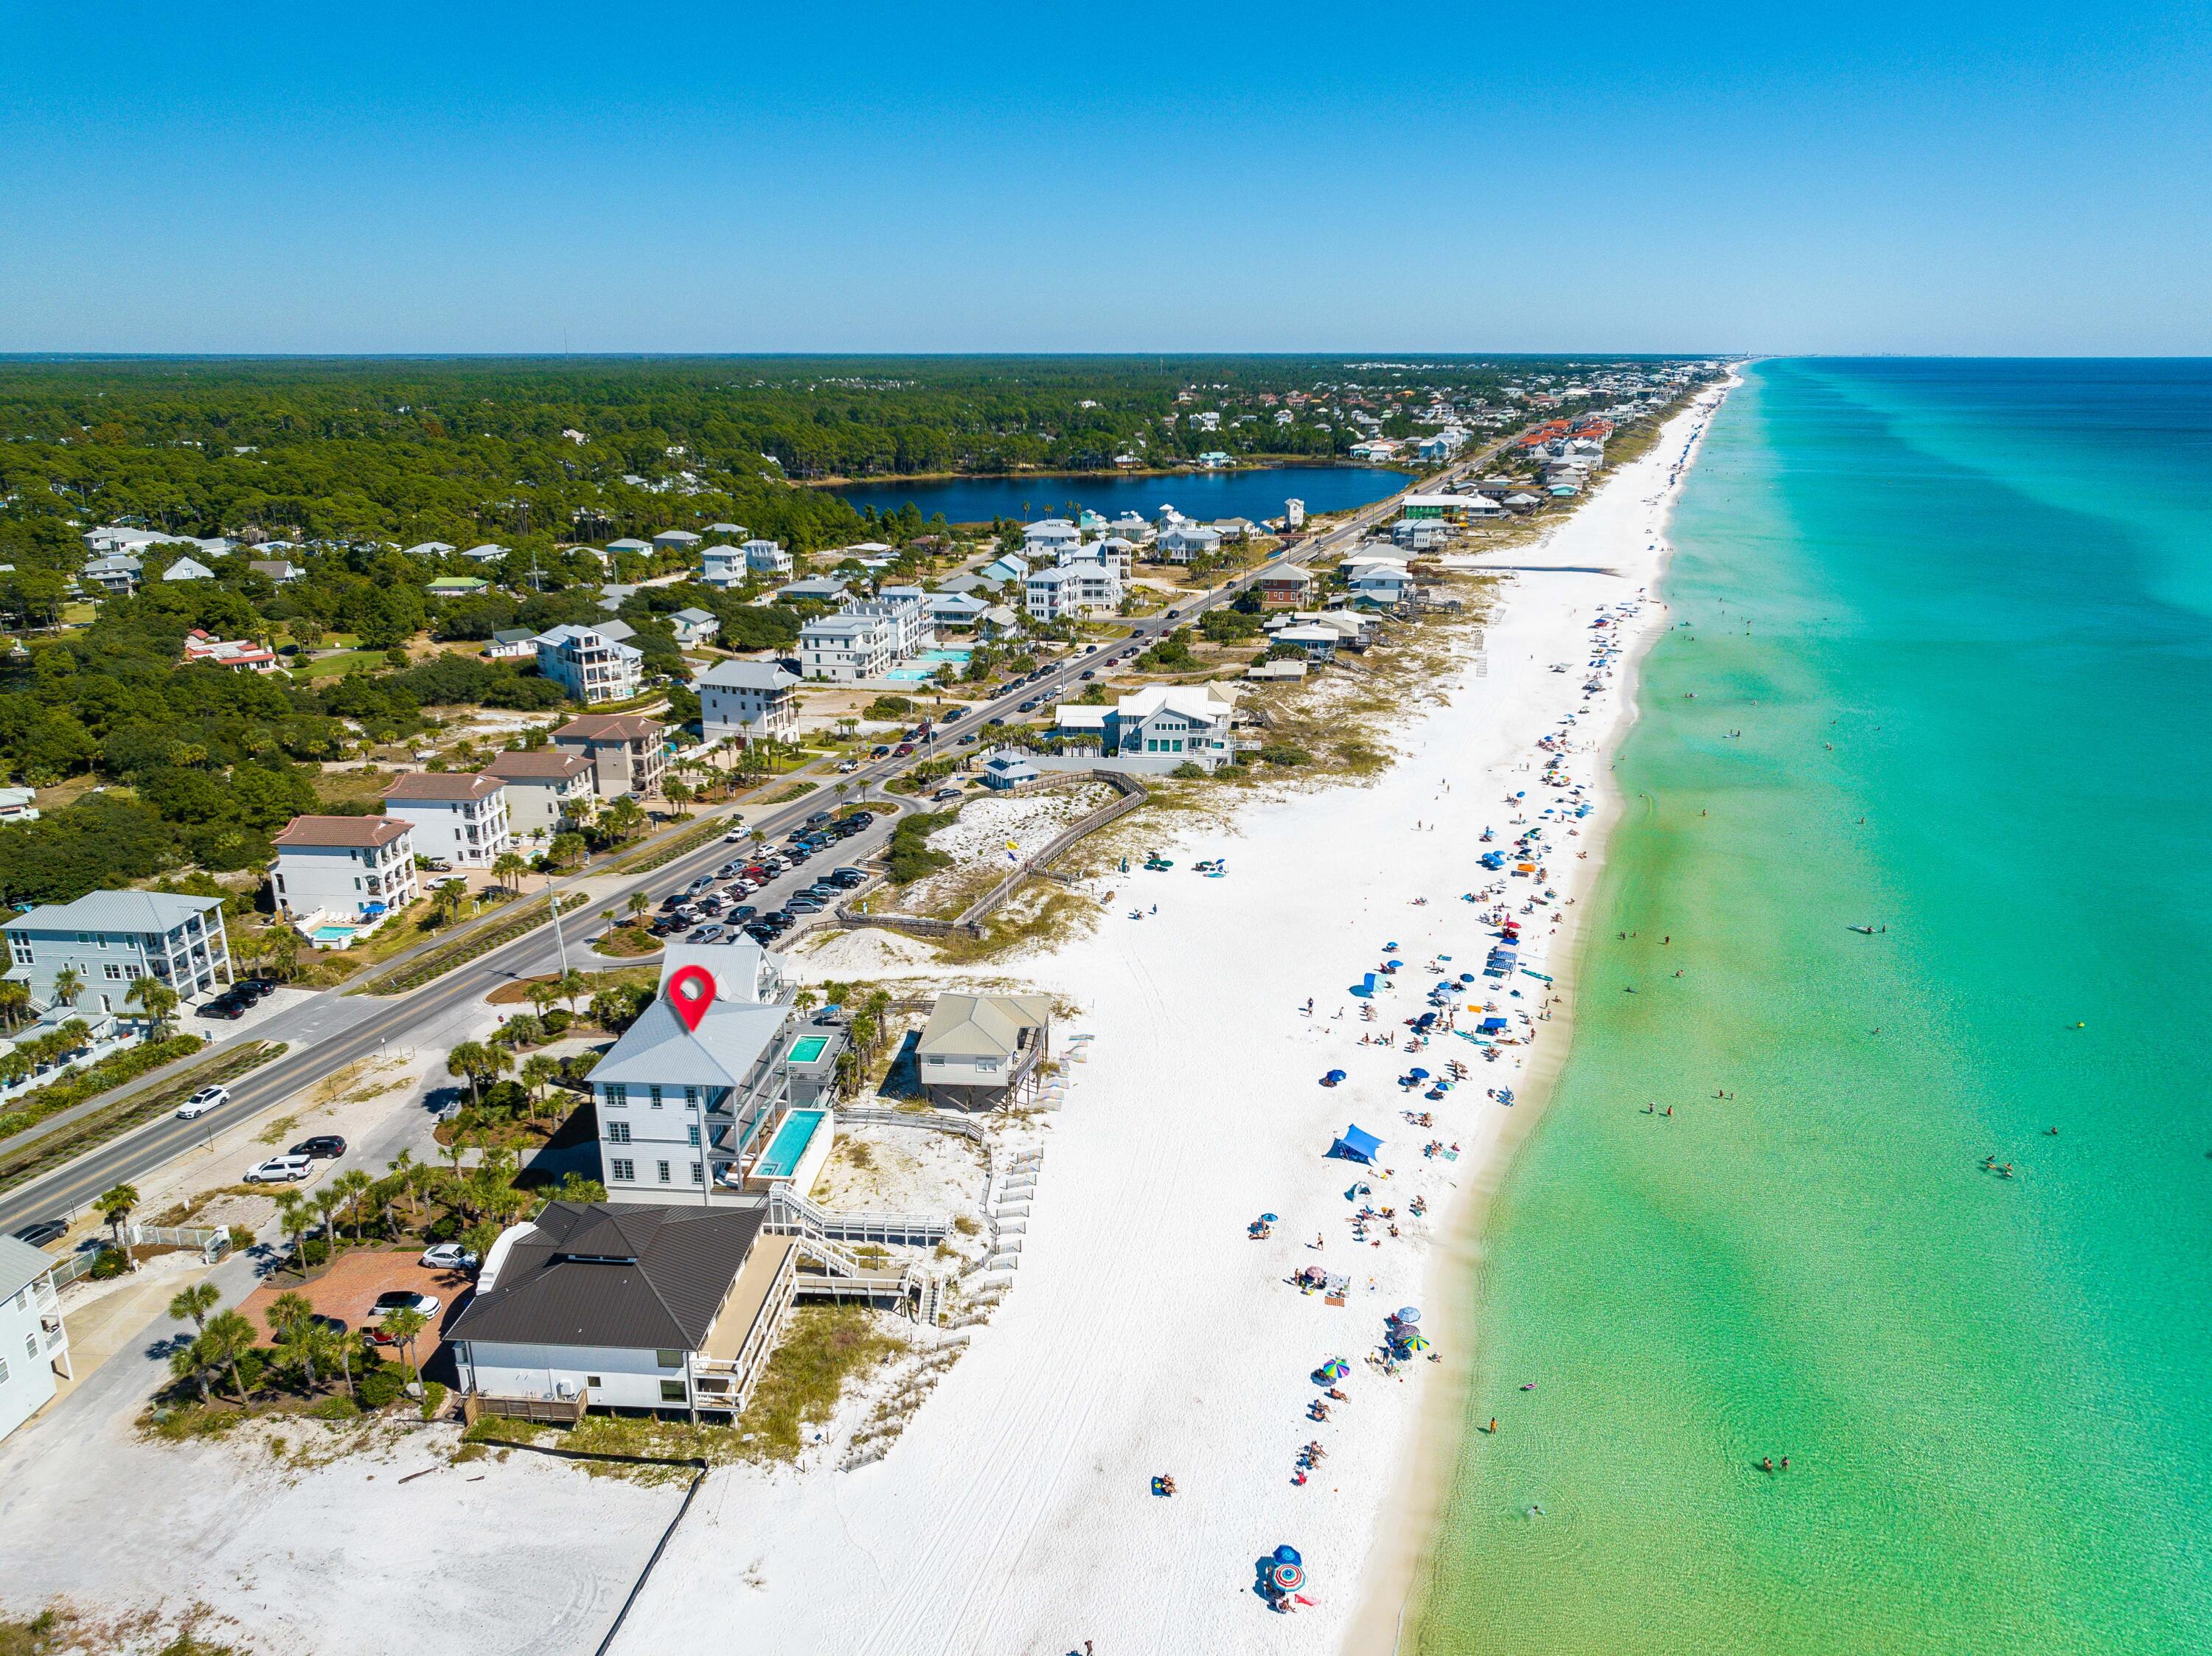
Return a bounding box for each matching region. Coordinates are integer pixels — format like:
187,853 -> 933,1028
885,810 -> 956,885
226,1225 -> 254,1253
420,1380 -> 448,1421
357,1363 -> 406,1410
1170,761 -> 1206,779
1258,744 -> 1312,768
89,1246 -> 129,1280
310,1393 -> 361,1421
541,1009 -> 573,1037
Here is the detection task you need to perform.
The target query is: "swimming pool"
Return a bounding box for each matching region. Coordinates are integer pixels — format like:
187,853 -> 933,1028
786,1034 -> 830,1064
311,925 -> 360,945
754,1110 -> 824,1180
883,647 -> 974,683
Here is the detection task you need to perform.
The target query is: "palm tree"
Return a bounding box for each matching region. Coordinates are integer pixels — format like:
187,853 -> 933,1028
200,1309 -> 257,1405
548,831 -> 586,872
491,852 -> 528,895
97,1183 -> 139,1253
526,979 -> 560,1021
445,1040 -> 512,1107
557,969 -> 586,1015
168,1281 -> 221,1337
333,1169 -> 375,1239
273,1189 -> 313,1276
429,877 -> 469,928
601,907 -> 617,939
378,1304 -> 431,1386
626,891 -> 649,925
50,966 -> 82,1009
313,1189 -> 344,1252
169,1335 -> 220,1405
0,980 -> 29,1031
268,1291 -> 322,1391
518,1055 -> 557,1124
126,975 -> 180,1039
603,796 -> 644,841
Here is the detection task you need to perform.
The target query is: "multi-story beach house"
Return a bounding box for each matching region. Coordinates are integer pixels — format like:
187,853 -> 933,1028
382,773 -> 512,869
698,659 -> 801,745
553,714 -> 666,799
1,891 -> 233,1014
271,815 -> 419,924
1051,684 -> 1238,770
482,748 -> 598,841
586,947 -> 844,1203
535,624 -> 644,705
1253,566 -> 1317,609
1021,519 -> 1082,557
743,538 -> 792,574
1023,563 -> 1121,622
798,609 -> 898,682
1155,526 -> 1222,564
0,1236 -> 71,1443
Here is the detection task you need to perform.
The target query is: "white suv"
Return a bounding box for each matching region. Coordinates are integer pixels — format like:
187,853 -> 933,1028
175,1085 -> 230,1120
244,1155 -> 313,1183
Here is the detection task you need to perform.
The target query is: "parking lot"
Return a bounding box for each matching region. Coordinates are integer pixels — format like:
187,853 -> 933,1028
643,801 -> 898,949
237,1247 -> 474,1347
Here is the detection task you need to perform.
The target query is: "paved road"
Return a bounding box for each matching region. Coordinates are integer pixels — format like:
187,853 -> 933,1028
0,448 -> 1501,1241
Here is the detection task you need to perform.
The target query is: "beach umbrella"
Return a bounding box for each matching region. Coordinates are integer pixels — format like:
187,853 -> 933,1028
1397,1332 -> 1432,1352
1408,1068 -> 1429,1079
1316,1358 -> 1349,1382
1273,1544 -> 1303,1565
1270,1562 -> 1307,1593
1261,1213 -> 1278,1223
1394,1307 -> 1421,1325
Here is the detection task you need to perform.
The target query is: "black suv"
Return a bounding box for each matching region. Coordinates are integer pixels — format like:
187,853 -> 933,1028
291,1135 -> 347,1159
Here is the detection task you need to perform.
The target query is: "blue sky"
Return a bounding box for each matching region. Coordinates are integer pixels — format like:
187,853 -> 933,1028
4,1 -> 2208,353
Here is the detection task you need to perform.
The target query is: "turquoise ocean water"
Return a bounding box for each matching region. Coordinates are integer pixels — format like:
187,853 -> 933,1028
1412,360 -> 2212,1654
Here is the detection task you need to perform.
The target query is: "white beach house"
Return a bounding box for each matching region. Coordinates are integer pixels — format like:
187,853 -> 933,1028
482,748 -> 598,841
382,772 -> 513,869
271,815 -> 420,925
698,658 -> 801,745
0,1237 -> 71,1443
535,624 -> 644,705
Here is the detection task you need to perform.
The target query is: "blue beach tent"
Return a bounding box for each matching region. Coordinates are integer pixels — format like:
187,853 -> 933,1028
1329,1124 -> 1384,1163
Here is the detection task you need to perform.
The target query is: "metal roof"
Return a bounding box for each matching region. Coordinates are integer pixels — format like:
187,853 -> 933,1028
918,993 -> 1052,1062
0,1235 -> 56,1301
695,660 -> 799,692
448,1202 -> 765,1352
1,889 -> 222,934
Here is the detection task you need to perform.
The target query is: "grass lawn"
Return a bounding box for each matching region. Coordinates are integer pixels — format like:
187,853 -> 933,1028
291,647 -> 390,681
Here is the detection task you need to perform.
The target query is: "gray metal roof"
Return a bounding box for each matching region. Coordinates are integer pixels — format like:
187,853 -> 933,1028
448,1202 -> 765,1352
0,1234 -> 57,1301
1,889 -> 221,935
918,993 -> 1052,1062
695,659 -> 799,692
591,998 -> 790,1089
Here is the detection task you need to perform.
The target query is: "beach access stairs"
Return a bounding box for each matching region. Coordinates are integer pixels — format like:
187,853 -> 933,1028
764,1184 -> 951,1324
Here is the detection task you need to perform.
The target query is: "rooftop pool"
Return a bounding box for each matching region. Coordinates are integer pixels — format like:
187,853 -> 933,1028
786,1034 -> 830,1065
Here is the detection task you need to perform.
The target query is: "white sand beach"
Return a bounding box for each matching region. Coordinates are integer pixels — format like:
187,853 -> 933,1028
613,389 -> 1730,1656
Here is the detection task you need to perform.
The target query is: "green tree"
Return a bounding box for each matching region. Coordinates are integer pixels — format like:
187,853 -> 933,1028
167,1281 -> 221,1336
490,852 -> 528,894
97,1183 -> 139,1252
378,1304 -> 431,1385
200,1309 -> 258,1405
50,966 -> 83,1009
126,974 -> 180,1038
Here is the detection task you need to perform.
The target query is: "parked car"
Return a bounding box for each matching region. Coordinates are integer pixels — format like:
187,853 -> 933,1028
836,759 -> 859,773
420,1242 -> 480,1272
659,894 -> 690,911
686,925 -> 726,944
420,855 -> 453,872
872,744 -> 891,757
175,1085 -> 230,1120
647,917 -> 685,937
695,894 -> 726,914
785,897 -> 824,914
686,874 -> 717,894
894,742 -> 915,756
364,1290 -> 442,1338
12,1219 -> 67,1250
831,866 -> 870,883
730,904 -> 758,920
292,1135 -> 347,1159
245,1155 -> 313,1183
723,826 -> 748,842
805,810 -> 833,826
234,978 -> 274,1002
715,860 -> 745,878
200,996 -> 248,1020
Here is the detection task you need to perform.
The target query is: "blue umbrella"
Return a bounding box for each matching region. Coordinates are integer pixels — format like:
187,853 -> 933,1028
1394,1307 -> 1421,1324
1261,1213 -> 1278,1222
1408,1068 -> 1429,1079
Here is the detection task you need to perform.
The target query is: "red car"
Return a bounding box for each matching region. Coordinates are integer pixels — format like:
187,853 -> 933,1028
894,742 -> 915,756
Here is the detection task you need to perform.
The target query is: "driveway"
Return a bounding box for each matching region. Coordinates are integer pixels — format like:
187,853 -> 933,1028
239,1248 -> 473,1348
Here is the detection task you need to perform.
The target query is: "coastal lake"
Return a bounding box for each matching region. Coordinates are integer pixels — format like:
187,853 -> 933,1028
826,465 -> 1413,525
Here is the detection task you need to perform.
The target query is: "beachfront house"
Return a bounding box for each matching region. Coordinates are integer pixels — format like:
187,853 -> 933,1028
927,591 -> 988,630
743,539 -> 792,575
271,815 -> 420,926
980,752 -> 1040,790
483,748 -> 598,841
535,624 -> 644,705
381,772 -> 512,869
798,610 -> 899,682
1273,624 -> 1342,663
1392,519 -> 1452,552
1054,684 -> 1237,770
553,714 -> 667,799
698,659 -> 801,745
1,891 -> 233,1014
1346,563 -> 1419,610
0,1237 -> 72,1443
449,1200 -> 789,1422
916,992 -> 1053,1110
588,947 -> 845,1204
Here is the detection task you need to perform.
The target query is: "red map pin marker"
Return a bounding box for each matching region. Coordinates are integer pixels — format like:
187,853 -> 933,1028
666,964 -> 715,1032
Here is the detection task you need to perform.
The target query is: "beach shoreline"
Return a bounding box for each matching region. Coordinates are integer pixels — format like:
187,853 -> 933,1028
1341,378 -> 1736,1656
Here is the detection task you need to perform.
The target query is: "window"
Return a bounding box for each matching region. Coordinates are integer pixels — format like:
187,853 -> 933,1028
690,1160 -> 703,1183
0,1355 -> 8,1385
607,1121 -> 630,1144
7,937 -> 29,966
656,1160 -> 671,1183
685,1086 -> 700,1108
660,1380 -> 688,1402
655,1349 -> 682,1369
603,1084 -> 626,1107
585,1375 -> 602,1389
610,1158 -> 635,1181
649,1085 -> 664,1109
103,964 -> 124,981
21,1334 -> 32,1362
